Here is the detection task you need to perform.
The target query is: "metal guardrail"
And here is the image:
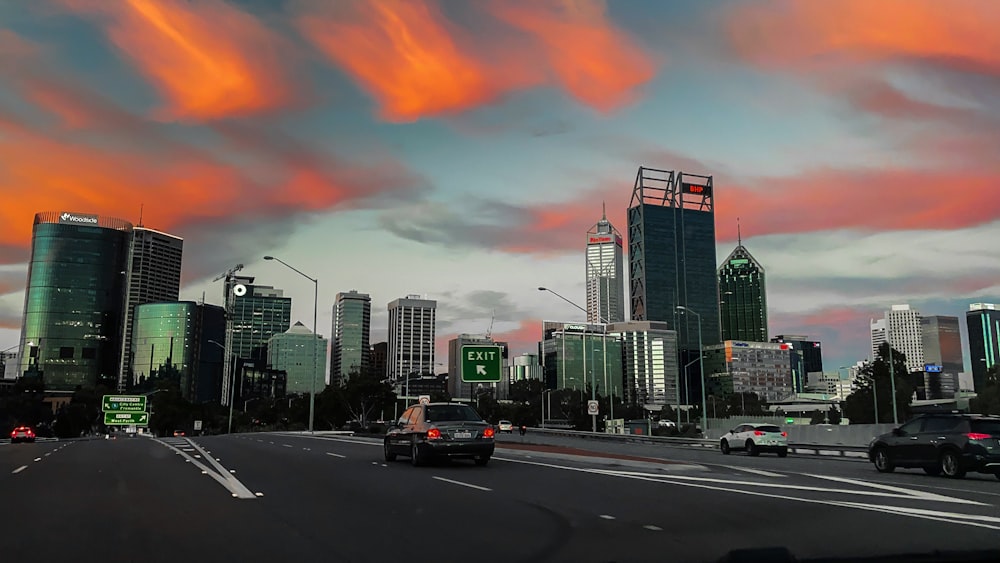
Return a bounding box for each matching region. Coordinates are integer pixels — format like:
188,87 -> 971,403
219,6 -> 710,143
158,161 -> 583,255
521,427 -> 871,459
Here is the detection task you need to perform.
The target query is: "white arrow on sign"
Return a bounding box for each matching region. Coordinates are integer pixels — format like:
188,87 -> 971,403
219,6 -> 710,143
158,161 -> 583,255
476,365 -> 487,375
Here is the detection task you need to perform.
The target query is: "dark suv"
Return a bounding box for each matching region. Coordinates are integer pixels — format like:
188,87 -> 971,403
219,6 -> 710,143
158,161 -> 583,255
868,413 -> 1000,479
384,402 -> 495,467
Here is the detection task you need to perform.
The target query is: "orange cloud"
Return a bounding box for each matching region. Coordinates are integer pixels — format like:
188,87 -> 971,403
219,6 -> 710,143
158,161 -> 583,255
298,0 -> 506,122
298,0 -> 655,122
725,0 -> 1000,73
486,0 -> 656,112
62,0 -> 296,120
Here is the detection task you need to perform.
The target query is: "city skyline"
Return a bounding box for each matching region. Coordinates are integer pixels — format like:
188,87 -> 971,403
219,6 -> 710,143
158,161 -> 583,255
1,1 -> 999,375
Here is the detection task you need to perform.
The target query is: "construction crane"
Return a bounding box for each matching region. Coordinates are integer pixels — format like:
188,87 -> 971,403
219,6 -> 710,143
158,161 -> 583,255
212,263 -> 244,283
212,263 -> 243,431
485,309 -> 495,340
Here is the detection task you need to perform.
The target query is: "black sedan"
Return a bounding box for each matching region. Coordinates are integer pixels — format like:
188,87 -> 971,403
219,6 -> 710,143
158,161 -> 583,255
384,402 -> 495,466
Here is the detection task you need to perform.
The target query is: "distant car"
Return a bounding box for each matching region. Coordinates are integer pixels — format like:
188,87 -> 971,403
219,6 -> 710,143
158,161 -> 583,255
720,422 -> 788,457
657,419 -> 676,428
498,420 -> 514,433
10,426 -> 36,443
384,402 -> 495,466
173,430 -> 186,437
868,413 -> 1000,479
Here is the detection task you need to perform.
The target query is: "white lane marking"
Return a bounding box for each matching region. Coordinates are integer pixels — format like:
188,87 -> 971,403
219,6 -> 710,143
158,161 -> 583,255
255,492 -> 264,497
44,453 -> 51,457
380,463 -> 387,467
183,438 -> 257,500
150,437 -> 257,500
802,474 -> 984,505
325,452 -> 346,458
33,457 -> 41,462
303,448 -> 311,451
644,525 -> 663,531
599,514 -> 615,520
12,465 -> 27,474
717,465 -> 784,478
282,444 -> 293,448
272,433 -> 380,447
431,476 -> 492,492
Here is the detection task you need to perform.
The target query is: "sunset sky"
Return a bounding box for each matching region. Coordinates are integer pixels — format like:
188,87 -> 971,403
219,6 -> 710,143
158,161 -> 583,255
1,0 -> 999,374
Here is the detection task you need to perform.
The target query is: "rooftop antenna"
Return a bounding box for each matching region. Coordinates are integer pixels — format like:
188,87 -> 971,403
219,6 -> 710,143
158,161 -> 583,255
601,201 -> 607,221
138,203 -> 144,228
737,217 -> 742,246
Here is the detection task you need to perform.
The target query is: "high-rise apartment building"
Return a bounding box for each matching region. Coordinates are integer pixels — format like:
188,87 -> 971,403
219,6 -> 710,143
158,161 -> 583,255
17,212 -> 133,390
719,238 -> 768,342
871,305 -> 924,372
387,295 -> 437,382
967,303 -> 1000,392
119,226 -> 184,390
870,318 -> 887,360
628,167 -> 720,350
268,322 -> 327,395
585,205 -> 624,324
331,290 -> 371,386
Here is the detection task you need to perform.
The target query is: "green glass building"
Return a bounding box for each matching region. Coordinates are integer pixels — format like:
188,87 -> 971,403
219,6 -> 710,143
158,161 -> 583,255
131,301 -> 225,402
540,322 -> 624,400
331,290 -> 371,385
718,241 -> 768,342
18,212 -> 133,390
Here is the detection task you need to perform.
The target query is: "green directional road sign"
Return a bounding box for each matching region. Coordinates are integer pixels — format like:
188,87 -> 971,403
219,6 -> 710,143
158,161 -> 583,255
461,345 -> 503,383
104,412 -> 149,425
102,395 -> 147,413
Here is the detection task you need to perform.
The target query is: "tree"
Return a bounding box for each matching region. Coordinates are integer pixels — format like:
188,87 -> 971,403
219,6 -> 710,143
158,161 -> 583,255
970,366 -> 1000,415
827,406 -> 843,425
809,410 -> 826,425
340,372 -> 395,426
843,343 -> 914,424
726,392 -> 767,417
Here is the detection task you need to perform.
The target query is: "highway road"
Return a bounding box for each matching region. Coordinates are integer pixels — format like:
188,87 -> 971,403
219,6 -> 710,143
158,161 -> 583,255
3,432 -> 1000,563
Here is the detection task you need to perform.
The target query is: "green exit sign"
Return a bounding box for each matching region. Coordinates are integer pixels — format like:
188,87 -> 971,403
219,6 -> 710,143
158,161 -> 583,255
102,395 -> 147,413
461,345 -> 503,383
105,412 -> 149,426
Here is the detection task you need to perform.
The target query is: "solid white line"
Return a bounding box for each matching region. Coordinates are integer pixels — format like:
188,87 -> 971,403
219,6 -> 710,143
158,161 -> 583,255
432,476 -> 492,492
717,465 -> 784,478
282,444 -> 293,448
599,514 -> 615,520
183,439 -> 257,500
326,452 -> 346,458
12,465 -> 27,474
802,474 -> 985,505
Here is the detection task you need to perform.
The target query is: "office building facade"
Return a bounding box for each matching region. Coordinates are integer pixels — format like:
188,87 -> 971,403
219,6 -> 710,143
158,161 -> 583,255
885,304 -> 925,373
967,303 -> 1000,392
227,276 -> 292,362
607,321 -> 678,407
119,226 -> 184,390
331,290 -> 371,386
921,315 -> 963,399
540,321 -> 624,400
387,295 -> 437,382
17,212 -> 133,390
268,322 -> 327,395
719,241 -> 768,342
771,335 -> 823,394
704,341 -> 795,403
585,206 -> 625,324
371,341 -> 388,379
131,301 -> 225,402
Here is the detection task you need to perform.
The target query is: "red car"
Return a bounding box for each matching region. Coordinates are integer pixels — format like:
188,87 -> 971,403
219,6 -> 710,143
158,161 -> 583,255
10,426 -> 36,443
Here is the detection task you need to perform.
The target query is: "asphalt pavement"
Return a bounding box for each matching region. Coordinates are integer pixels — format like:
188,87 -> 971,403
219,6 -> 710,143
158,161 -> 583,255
3,431 -> 1000,563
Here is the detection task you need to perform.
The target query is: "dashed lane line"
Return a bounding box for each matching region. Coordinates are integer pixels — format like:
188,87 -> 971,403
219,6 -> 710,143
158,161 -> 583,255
431,476 -> 492,492
12,465 -> 27,474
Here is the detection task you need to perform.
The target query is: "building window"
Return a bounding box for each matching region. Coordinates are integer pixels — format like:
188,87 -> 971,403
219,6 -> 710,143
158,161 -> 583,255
59,347 -> 74,359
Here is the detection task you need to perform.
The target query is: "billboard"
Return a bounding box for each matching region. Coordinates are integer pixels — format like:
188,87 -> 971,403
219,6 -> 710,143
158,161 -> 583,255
58,212 -> 99,225
681,183 -> 712,196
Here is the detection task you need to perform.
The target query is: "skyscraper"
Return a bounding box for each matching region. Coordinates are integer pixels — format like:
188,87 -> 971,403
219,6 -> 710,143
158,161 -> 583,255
628,167 -> 719,404
967,303 -> 1000,392
718,234 -> 768,342
227,276 -> 292,362
870,318 -> 887,359
387,295 -> 436,383
885,304 -> 924,373
18,212 -> 133,390
920,315 -> 963,399
628,167 -> 720,348
771,334 -> 823,393
119,226 -> 184,390
606,321 -> 678,407
586,204 -> 624,324
268,321 -> 327,395
331,290 -> 372,385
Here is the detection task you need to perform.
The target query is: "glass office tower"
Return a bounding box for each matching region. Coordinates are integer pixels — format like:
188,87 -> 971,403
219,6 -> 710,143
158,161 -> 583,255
719,241 -> 768,342
18,212 -> 133,390
331,290 -> 372,386
540,321 -> 624,399
967,303 -> 1000,393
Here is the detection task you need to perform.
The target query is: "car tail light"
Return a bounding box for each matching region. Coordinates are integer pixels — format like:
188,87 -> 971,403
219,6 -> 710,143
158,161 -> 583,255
9,431 -> 14,438
754,430 -> 764,436
966,432 -> 992,441
426,428 -> 441,440
781,432 -> 787,437
483,427 -> 495,438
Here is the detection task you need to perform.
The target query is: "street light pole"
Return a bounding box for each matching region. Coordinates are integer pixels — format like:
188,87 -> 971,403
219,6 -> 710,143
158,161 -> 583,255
208,339 -> 236,434
264,256 -> 319,433
885,339 -> 899,425
677,306 -> 707,434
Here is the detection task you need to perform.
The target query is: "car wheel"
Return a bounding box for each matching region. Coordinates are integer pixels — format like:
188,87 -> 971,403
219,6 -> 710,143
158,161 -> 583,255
746,439 -> 759,456
474,455 -> 490,467
872,447 -> 894,473
383,440 -> 397,462
410,440 -> 425,467
720,439 -> 731,455
777,447 -> 788,458
923,466 -> 941,476
940,450 -> 966,479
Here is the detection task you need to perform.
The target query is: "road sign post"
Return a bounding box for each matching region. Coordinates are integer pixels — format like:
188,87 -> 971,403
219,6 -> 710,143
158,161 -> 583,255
587,400 -> 599,432
104,412 -> 149,426
461,345 -> 503,383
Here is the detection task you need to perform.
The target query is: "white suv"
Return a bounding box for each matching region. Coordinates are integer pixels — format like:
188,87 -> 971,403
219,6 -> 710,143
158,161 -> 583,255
720,422 -> 788,457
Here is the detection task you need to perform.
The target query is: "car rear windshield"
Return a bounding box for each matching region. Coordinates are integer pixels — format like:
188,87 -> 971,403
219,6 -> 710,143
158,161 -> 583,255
971,421 -> 1000,435
755,425 -> 782,433
425,405 -> 483,422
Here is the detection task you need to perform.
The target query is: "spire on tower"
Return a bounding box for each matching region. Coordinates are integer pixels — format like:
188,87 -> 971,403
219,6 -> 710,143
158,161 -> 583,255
602,201 -> 607,221
737,217 -> 742,246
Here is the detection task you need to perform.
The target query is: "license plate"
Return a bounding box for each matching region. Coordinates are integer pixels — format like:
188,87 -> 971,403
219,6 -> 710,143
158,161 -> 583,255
454,432 -> 472,439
